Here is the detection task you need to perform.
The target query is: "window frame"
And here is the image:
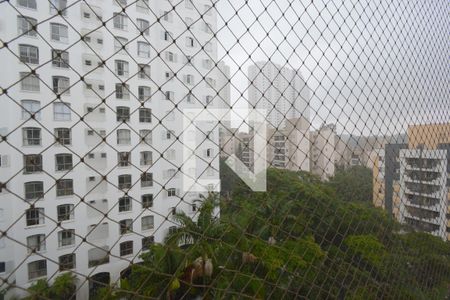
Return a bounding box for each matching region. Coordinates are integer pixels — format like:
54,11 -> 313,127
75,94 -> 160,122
56,179 -> 73,196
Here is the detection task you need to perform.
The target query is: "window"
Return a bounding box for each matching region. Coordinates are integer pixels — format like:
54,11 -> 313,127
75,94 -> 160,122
117,152 -> 131,167
115,60 -> 129,76
113,13 -> 127,30
138,86 -> 151,102
57,204 -> 74,221
59,253 -> 75,271
20,72 -> 40,91
116,106 -> 130,122
58,229 -> 75,247
141,215 -> 154,230
120,241 -> 133,256
28,260 -> 47,280
24,182 -> 44,200
137,41 -> 150,58
142,236 -> 154,250
139,108 -> 152,123
165,91 -> 174,101
23,127 -> 41,146
137,19 -> 150,35
51,49 -> 69,68
118,174 -> 131,190
114,36 -> 128,52
115,83 -> 130,99
17,0 -> 37,9
141,172 -> 153,187
49,0 -> 67,15
55,153 -> 72,171
54,128 -> 71,145
140,151 -> 152,165
27,234 -> 46,253
185,37 -> 194,47
56,179 -> 73,196
50,23 -> 68,42
167,188 -> 176,197
17,16 -> 37,37
54,102 -> 71,121
141,194 -> 153,208
165,71 -> 174,81
26,207 -> 44,226
165,51 -> 177,62
19,44 -> 39,64
52,76 -> 70,94
184,74 -> 194,85
163,31 -> 172,42
21,100 -> 41,120
119,196 -> 132,212
23,154 -> 42,174
185,92 -> 193,103
166,130 -> 174,140
138,64 -> 151,79
119,219 -> 133,234
117,129 -> 131,145
139,130 -> 152,144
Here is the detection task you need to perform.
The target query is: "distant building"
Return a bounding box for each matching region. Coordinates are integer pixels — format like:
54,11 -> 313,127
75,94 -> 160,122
266,117 -> 310,172
399,149 -> 448,240
221,117 -> 310,172
248,61 -> 309,129
374,123 -> 450,241
216,61 -> 231,128
310,124 -> 337,180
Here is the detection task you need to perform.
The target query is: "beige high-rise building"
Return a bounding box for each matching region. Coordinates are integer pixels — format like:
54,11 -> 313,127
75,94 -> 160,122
310,124 -> 337,180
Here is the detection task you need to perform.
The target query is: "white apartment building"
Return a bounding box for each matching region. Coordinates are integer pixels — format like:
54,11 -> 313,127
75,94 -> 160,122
310,124 -> 337,180
0,0 -> 219,298
399,149 -> 448,240
248,61 -> 309,129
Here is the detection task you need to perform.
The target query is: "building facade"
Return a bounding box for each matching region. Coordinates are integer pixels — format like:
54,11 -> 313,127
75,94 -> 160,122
373,123 -> 450,241
248,61 -> 309,129
0,0 -> 219,298
398,149 -> 448,240
310,124 -> 336,180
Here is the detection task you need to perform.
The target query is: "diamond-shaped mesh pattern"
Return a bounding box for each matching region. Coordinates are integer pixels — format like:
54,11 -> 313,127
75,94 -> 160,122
0,0 -> 449,299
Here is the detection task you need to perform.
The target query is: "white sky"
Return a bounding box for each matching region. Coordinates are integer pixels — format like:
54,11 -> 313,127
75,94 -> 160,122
215,0 -> 449,136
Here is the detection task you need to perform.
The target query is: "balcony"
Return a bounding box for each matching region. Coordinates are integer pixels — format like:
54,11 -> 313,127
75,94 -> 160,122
405,158 -> 440,170
404,217 -> 441,234
405,194 -> 440,208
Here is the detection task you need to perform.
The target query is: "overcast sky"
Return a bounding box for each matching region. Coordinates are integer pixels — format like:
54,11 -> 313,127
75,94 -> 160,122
215,0 -> 449,136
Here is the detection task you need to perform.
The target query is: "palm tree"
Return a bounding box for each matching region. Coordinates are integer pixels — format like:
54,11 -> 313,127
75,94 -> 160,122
164,193 -> 225,291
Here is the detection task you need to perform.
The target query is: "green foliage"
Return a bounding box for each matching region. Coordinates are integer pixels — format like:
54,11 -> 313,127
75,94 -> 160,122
344,235 -> 386,267
327,165 -> 373,202
101,167 -> 450,299
25,273 -> 76,300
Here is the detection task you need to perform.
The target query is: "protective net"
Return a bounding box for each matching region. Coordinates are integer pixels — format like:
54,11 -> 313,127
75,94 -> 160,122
0,0 -> 449,299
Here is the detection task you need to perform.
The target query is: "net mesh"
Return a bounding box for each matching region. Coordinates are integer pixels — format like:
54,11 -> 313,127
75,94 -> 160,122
0,0 -> 449,299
